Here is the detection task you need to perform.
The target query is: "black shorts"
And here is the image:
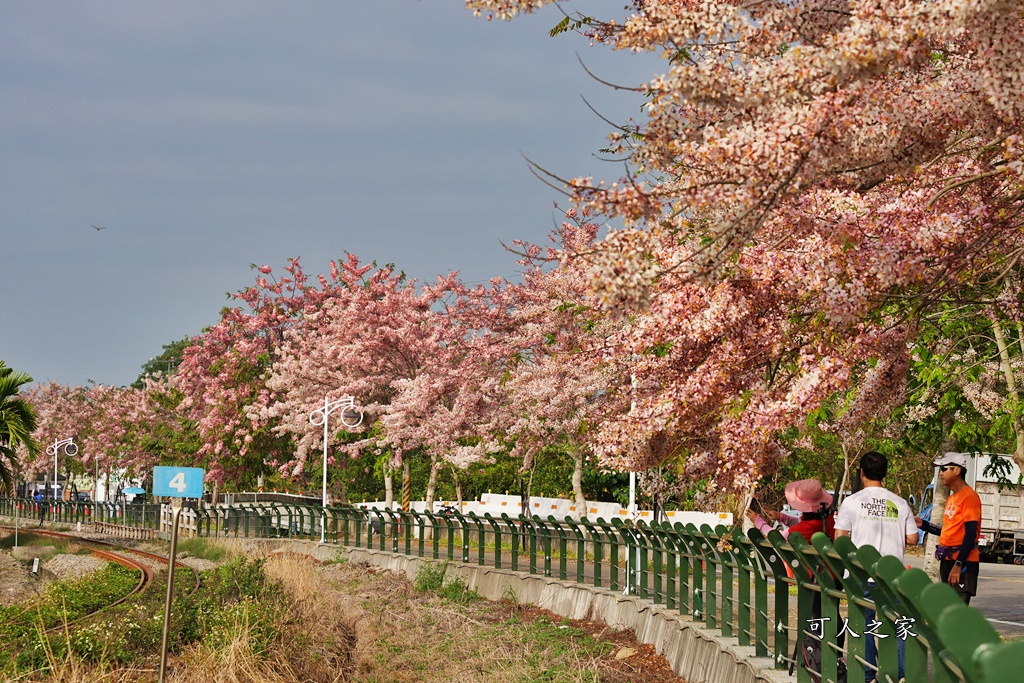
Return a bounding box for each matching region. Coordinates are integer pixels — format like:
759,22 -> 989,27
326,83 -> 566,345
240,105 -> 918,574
939,560 -> 979,597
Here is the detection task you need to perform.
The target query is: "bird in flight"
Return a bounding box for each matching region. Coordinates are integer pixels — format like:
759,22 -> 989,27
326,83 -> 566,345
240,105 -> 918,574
91,225 -> 107,231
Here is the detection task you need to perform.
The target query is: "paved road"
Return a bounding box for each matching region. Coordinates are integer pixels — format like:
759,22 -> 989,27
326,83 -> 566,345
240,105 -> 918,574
907,556 -> 1024,640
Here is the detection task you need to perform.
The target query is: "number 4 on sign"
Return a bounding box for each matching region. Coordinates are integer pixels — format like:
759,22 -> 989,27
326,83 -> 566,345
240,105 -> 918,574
153,467 -> 205,499
168,473 -> 187,493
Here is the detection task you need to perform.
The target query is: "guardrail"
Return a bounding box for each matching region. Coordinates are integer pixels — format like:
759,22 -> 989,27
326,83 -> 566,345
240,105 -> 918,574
0,497 -> 162,529
92,521 -> 158,540
3,497 -> 1019,681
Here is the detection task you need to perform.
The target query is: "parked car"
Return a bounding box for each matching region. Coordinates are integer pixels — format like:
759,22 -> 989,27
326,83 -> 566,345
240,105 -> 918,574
74,491 -> 92,502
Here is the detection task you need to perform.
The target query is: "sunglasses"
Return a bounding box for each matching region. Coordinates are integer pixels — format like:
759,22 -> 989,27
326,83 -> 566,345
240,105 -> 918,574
938,464 -> 960,472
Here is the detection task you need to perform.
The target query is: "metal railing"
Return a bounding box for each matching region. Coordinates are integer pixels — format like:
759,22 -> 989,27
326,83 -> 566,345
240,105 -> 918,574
3,497 -> 1019,681
0,497 -> 161,529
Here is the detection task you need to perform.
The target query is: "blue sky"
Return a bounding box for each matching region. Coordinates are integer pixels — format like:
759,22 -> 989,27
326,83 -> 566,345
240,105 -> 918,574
1,1 -> 659,387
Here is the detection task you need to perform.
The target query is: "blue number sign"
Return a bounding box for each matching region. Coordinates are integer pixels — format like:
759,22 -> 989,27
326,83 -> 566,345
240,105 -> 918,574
153,466 -> 205,498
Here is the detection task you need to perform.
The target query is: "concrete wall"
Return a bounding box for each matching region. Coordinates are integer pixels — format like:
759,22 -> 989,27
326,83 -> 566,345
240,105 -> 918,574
208,537 -> 786,683
353,494 -> 735,527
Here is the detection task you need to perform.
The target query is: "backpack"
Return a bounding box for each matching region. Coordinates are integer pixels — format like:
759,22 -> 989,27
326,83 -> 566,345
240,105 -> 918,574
800,631 -> 848,683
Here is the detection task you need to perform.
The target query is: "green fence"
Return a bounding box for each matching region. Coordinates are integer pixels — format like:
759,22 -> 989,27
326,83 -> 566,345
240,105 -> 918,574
2,498 -> 1020,681
0,497 -> 162,529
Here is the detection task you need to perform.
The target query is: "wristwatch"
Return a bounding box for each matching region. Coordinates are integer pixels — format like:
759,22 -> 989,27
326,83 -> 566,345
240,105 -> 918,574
953,560 -> 964,567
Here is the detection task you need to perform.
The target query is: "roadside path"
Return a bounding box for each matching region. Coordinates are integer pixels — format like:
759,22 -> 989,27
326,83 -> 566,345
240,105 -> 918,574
906,556 -> 1024,640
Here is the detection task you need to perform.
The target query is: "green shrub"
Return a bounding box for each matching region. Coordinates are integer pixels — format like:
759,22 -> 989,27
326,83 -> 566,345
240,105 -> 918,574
0,562 -> 141,669
439,574 -> 481,604
414,561 -> 448,593
0,554 -> 290,675
414,562 -> 480,604
176,537 -> 228,562
214,556 -> 268,601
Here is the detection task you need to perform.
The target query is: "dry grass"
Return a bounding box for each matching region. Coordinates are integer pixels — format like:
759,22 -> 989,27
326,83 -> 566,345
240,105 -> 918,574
169,552 -> 356,683
7,550 -> 681,683
314,558 -> 661,683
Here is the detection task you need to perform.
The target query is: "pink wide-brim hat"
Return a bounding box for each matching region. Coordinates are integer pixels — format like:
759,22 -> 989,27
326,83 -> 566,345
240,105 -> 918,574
785,479 -> 833,513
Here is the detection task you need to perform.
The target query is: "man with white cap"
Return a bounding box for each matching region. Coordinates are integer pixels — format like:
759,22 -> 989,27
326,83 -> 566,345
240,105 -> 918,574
915,451 -> 982,604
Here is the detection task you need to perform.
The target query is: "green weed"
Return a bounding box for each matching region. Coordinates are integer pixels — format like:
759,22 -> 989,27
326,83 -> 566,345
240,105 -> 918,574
0,562 -> 140,670
176,536 -> 228,561
414,561 -> 448,593
414,561 -> 481,604
0,555 -> 284,675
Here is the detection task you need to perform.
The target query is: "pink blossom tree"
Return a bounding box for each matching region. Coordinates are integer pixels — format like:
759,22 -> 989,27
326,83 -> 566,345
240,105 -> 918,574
462,0 -> 1024,496
172,258 -> 342,489
260,255 -> 507,511
487,212 -> 628,514
22,382 -> 91,492
21,382 -> 169,498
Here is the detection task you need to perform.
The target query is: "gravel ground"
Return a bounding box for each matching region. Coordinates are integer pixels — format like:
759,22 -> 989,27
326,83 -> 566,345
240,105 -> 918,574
0,551 -> 109,604
44,553 -> 109,582
0,552 -> 43,606
0,549 -> 224,606
179,556 -> 219,571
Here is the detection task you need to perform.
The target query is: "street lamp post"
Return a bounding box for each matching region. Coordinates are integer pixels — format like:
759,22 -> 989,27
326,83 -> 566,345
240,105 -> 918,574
45,437 -> 77,501
309,395 -> 363,544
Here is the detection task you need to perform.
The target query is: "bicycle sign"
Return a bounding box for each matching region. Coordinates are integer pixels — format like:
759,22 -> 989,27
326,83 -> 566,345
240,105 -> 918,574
46,437 -> 78,458
309,394 -> 363,429
153,466 -> 204,499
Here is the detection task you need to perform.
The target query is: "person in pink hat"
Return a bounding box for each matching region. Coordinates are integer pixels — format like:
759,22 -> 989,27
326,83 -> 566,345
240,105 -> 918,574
746,478 -> 836,542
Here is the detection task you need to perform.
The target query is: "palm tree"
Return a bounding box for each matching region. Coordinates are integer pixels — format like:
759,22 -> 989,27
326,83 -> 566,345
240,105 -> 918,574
0,361 -> 39,494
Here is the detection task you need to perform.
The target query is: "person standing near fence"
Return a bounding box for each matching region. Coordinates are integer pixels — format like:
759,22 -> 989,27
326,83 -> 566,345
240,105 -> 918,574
745,479 -> 835,542
835,450 -> 918,683
915,451 -> 982,605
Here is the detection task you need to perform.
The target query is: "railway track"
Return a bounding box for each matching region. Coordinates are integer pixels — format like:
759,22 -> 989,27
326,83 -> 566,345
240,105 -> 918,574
0,526 -> 202,634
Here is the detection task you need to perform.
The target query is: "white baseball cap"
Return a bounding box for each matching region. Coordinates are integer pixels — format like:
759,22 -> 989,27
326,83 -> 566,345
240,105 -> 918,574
933,452 -> 967,468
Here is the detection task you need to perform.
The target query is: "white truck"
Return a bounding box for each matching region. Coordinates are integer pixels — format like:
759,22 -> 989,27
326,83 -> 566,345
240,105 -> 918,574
915,453 -> 1024,563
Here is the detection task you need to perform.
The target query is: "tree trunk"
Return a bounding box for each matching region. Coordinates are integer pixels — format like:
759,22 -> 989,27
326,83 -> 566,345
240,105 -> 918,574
403,459 -> 411,511
1018,322 -> 1024,464
384,466 -> 394,510
740,483 -> 757,532
526,467 -> 536,518
839,442 -> 853,501
425,453 -> 440,513
451,465 -> 463,510
992,316 -> 1024,472
923,413 -> 957,580
570,447 -> 586,519
422,454 -> 442,541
